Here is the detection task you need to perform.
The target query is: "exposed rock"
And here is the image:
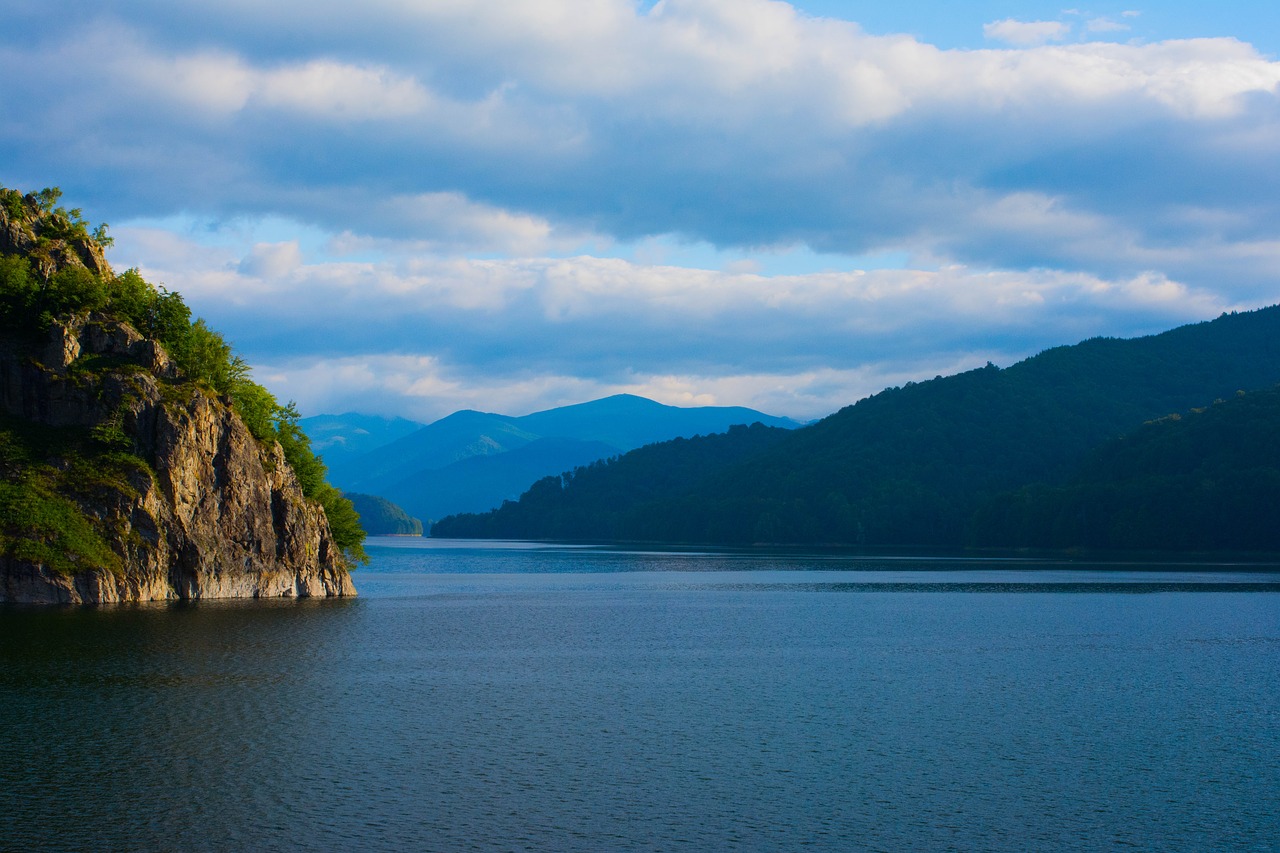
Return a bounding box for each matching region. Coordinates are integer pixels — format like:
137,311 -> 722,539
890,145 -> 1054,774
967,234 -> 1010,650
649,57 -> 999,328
0,191 -> 112,280
0,316 -> 356,604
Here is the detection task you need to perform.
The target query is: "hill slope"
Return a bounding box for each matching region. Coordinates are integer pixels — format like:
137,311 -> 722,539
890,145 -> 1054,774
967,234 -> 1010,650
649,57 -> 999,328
328,408 -> 540,493
299,412 -> 424,478
345,493 -> 423,536
969,385 -> 1280,551
435,306 -> 1280,550
432,423 -> 792,540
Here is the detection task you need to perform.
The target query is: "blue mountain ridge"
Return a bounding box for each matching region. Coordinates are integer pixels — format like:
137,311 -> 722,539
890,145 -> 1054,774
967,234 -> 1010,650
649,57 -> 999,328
309,394 -> 802,524
382,437 -> 622,524
299,412 -> 425,464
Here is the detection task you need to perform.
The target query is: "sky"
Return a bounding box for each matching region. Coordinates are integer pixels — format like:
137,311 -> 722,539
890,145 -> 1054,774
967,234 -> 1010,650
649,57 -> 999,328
4,0 -> 1280,423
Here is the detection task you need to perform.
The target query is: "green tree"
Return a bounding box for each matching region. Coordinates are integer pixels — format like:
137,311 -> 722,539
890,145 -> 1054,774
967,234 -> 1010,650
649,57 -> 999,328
274,401 -> 326,496
171,319 -> 234,391
44,265 -> 108,316
315,484 -> 369,564
230,366 -> 277,442
0,255 -> 38,325
106,268 -> 157,330
146,287 -> 192,349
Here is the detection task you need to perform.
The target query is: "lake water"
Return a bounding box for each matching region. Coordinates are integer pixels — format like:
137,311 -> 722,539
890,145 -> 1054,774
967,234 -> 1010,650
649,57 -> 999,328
2,537 -> 1278,852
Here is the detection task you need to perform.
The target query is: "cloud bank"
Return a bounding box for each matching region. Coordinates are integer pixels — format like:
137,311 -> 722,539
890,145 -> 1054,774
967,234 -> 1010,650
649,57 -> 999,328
4,0 -> 1279,420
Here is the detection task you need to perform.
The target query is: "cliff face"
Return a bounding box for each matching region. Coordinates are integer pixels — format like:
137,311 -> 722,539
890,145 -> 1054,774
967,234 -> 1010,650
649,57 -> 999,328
0,314 -> 356,604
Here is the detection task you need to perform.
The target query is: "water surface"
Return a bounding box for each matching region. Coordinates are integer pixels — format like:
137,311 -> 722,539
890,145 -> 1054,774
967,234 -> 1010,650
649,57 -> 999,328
2,538 -> 1277,851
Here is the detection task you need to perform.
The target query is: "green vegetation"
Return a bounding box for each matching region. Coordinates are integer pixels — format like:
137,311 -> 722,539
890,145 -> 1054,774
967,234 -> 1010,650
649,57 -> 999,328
435,306 -> 1280,553
0,411 -> 146,576
0,185 -> 366,567
345,493 -> 424,535
1,186 -> 112,248
968,387 -> 1280,552
431,423 -> 791,540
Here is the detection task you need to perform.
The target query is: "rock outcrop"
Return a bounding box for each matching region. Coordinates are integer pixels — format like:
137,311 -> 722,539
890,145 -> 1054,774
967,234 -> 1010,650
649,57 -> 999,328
0,315 -> 357,604
0,190 -> 112,280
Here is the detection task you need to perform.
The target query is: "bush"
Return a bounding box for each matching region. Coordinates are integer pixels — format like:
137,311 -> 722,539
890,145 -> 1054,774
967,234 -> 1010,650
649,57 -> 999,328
315,484 -> 369,564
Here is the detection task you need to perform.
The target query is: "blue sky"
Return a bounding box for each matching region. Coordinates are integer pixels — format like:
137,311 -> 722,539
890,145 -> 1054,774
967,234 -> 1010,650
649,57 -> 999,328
4,1 -> 1279,421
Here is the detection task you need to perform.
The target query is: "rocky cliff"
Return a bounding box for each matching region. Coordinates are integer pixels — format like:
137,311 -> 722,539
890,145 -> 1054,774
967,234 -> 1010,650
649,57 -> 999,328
0,185 -> 356,604
0,313 -> 357,603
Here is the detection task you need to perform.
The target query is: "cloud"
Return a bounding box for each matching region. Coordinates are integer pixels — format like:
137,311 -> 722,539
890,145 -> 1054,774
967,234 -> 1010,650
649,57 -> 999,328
238,241 -> 303,278
107,223 -> 1244,420
252,353 -> 1008,424
254,61 -> 432,119
983,19 -> 1072,46
9,7 -> 1280,246
98,36 -> 432,121
324,192 -> 589,256
6,0 -> 1280,421
1086,17 -> 1131,34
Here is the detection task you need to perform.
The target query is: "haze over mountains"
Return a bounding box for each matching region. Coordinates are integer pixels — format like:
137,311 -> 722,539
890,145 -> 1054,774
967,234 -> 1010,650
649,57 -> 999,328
303,394 -> 802,524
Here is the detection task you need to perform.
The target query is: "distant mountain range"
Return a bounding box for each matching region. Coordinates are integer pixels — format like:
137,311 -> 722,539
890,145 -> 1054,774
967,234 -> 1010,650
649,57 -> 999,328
300,412 -> 426,464
302,394 -> 802,524
434,305 -> 1280,553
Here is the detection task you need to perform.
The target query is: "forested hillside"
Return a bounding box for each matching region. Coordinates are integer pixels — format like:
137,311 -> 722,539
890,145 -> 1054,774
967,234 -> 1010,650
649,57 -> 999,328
969,385 -> 1280,552
345,493 -> 423,536
431,423 -> 791,540
434,306 -> 1280,551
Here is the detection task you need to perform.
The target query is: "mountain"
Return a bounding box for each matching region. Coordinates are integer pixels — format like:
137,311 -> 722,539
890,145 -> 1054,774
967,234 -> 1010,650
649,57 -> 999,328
345,493 -> 423,536
324,393 -> 802,520
512,394 -> 803,449
332,409 -> 542,494
434,306 -> 1280,551
300,412 -> 423,471
382,436 -> 620,523
968,385 -> 1280,552
0,185 -> 357,603
431,424 -> 792,540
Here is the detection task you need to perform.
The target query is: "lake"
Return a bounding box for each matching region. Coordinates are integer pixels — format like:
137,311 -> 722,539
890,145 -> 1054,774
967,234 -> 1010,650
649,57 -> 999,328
2,537 -> 1278,852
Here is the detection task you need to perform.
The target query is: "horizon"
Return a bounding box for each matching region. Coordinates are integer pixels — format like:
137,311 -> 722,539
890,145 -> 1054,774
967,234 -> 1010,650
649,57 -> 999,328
6,0 -> 1279,422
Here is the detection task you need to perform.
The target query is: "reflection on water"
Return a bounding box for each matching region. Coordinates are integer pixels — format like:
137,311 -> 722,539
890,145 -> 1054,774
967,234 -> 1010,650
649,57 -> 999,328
358,535 -> 1280,598
1,540 -> 1277,852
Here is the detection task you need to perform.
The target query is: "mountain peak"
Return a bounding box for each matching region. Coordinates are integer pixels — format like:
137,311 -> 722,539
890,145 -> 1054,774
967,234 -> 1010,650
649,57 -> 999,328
312,393 -> 801,520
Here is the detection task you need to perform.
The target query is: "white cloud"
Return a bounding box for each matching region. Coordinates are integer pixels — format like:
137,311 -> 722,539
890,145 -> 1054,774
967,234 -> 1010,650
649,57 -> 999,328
116,224 -> 1242,335
8,0 -> 1280,423
983,19 -> 1072,47
1086,17 -> 1131,34
252,353 -> 1009,424
130,53 -> 432,121
253,355 -> 617,422
254,60 -> 431,119
238,241 -> 303,278
326,192 -> 574,256
107,222 -> 1245,421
